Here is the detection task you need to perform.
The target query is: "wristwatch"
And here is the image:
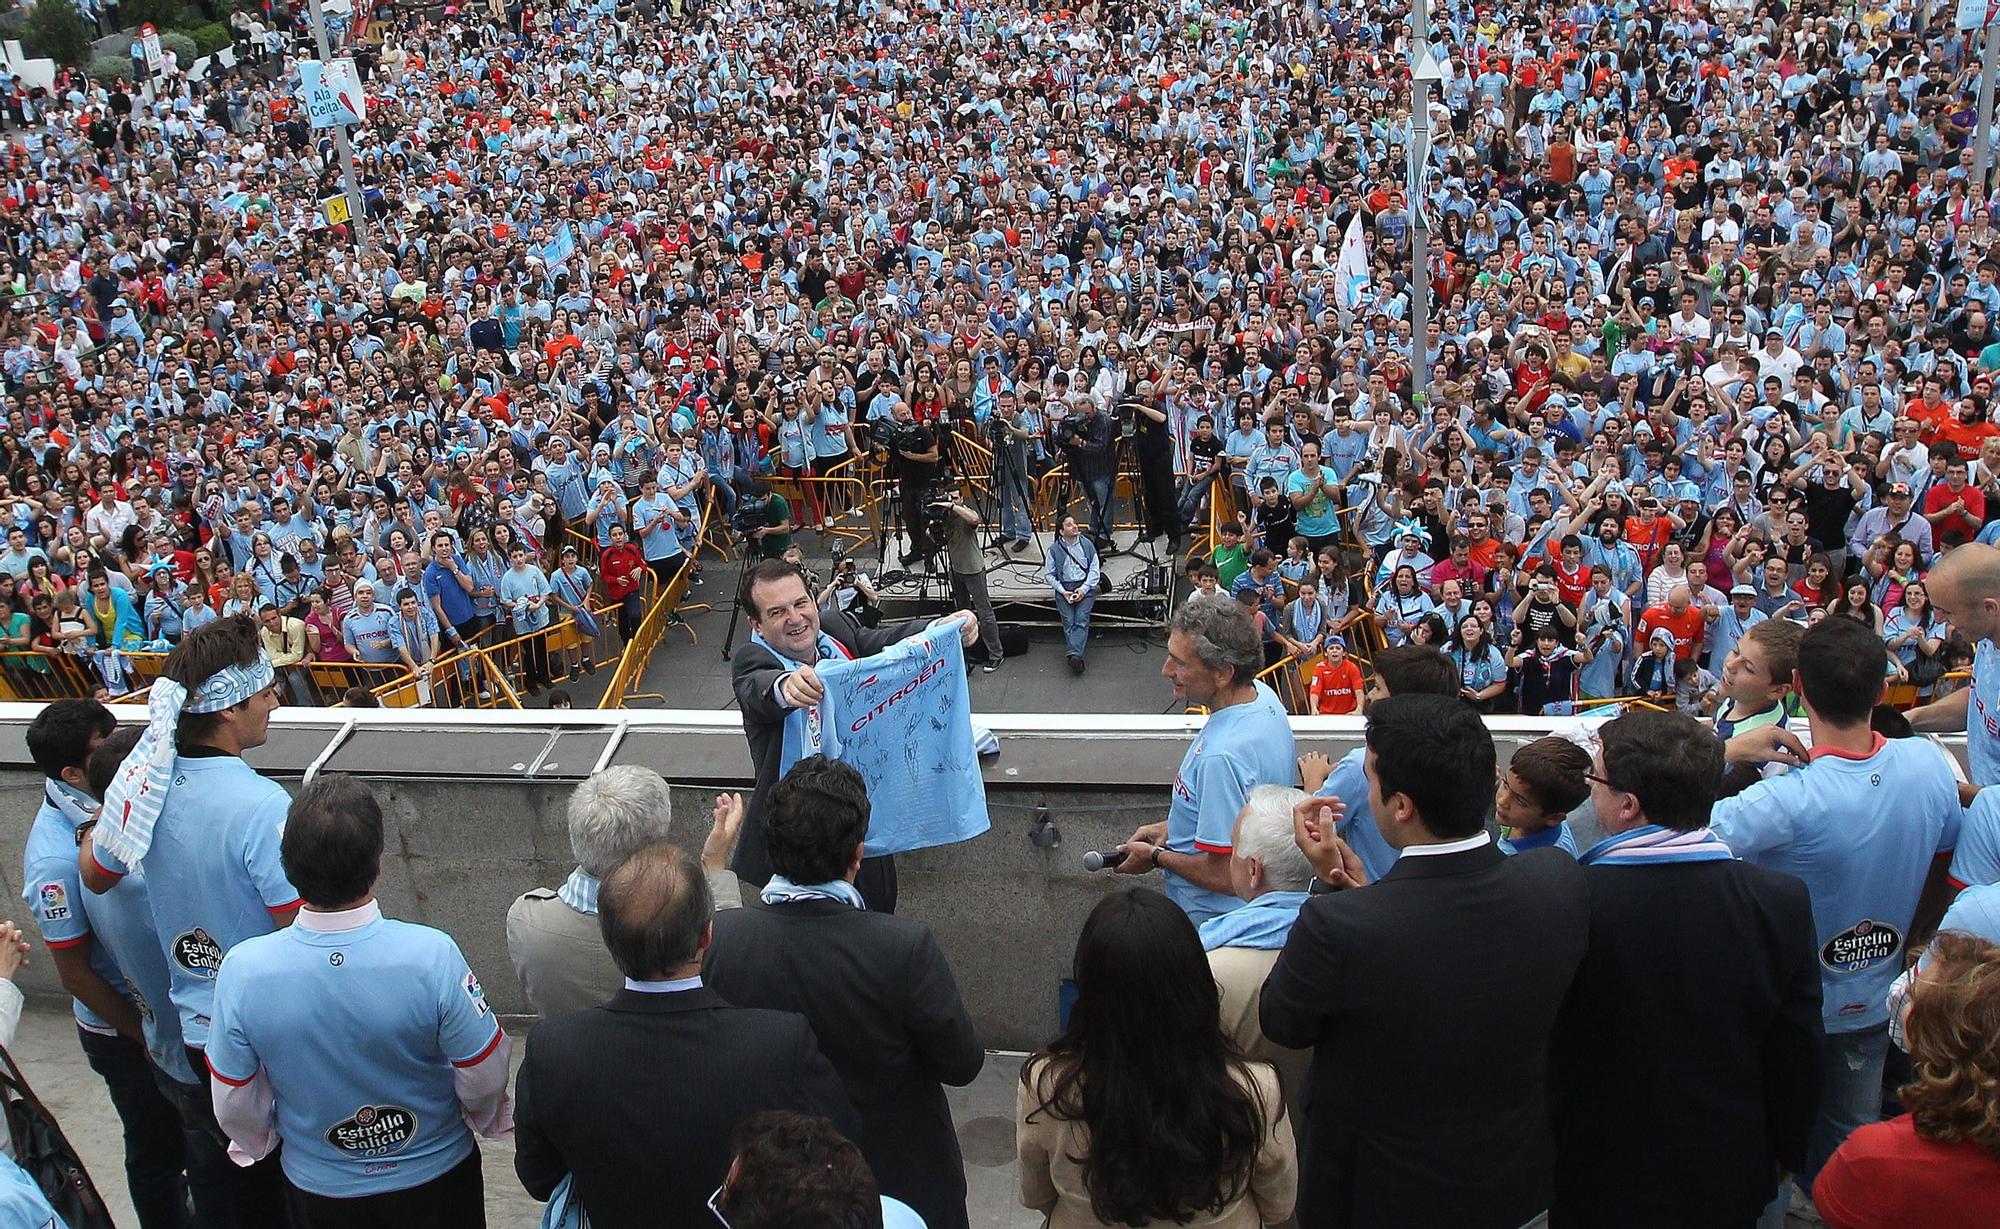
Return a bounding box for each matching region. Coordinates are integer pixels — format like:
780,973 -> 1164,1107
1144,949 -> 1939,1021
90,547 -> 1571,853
1308,874 -> 1346,896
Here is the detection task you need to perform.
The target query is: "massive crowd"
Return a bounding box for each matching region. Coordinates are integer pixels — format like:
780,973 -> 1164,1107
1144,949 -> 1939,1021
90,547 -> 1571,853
2,0 -> 2000,1222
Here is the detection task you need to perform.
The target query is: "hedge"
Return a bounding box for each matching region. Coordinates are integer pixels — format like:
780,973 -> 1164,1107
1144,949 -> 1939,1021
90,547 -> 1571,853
86,53 -> 135,83
181,21 -> 232,56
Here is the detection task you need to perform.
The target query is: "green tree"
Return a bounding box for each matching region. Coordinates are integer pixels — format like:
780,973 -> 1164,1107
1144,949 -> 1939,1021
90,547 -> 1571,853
20,0 -> 91,67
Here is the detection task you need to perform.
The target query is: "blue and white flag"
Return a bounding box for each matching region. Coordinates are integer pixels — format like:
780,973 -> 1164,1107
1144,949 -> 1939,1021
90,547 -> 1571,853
1336,213 -> 1370,311
536,223 -> 577,269
780,624 -> 990,856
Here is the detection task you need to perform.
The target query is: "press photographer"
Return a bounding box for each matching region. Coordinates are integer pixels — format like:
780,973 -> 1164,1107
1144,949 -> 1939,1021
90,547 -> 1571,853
817,546 -> 881,628
880,400 -> 942,564
1055,397 -> 1117,547
933,486 -> 1005,672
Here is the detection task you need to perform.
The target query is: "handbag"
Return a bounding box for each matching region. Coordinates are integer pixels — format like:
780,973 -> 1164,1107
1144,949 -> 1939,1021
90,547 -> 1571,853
0,1042 -> 114,1229
540,1174 -> 590,1229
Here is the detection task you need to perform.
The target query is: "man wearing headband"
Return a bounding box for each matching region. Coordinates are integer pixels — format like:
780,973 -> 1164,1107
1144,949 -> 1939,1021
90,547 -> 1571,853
80,614 -> 298,1226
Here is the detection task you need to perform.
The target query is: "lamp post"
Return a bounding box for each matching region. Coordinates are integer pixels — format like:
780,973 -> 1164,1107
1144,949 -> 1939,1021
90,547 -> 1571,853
303,0 -> 368,256
1409,0 -> 1445,411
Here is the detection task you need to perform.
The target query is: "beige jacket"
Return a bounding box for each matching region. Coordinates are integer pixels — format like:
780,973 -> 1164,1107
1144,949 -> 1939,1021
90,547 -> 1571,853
1208,944 -> 1313,1124
505,866 -> 740,1018
1016,1056 -> 1296,1229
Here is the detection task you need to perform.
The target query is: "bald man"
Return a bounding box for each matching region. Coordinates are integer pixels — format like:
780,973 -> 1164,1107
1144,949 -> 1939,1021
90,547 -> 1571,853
1911,544 -> 2000,794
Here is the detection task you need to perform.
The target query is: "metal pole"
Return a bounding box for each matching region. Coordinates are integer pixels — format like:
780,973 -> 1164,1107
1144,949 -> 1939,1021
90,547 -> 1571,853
1978,23 -> 2000,200
1408,0 -> 1431,410
303,0 -> 368,257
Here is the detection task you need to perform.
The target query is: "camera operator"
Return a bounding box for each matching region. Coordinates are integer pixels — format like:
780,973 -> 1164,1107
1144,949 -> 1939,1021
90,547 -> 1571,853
740,477 -> 796,560
882,400 -> 942,565
937,486 -> 1005,671
1061,396 -> 1118,547
988,390 -> 1038,552
817,549 -> 882,628
1124,381 -> 1181,553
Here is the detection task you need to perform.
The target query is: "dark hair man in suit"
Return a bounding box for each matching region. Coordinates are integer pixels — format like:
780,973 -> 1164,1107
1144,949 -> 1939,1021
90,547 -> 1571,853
705,758 -> 982,1229
1260,693 -> 1588,1229
1549,708 -> 1821,1227
513,843 -> 857,1228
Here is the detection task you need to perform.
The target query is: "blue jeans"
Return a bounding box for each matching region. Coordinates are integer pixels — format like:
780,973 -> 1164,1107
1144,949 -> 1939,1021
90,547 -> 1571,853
1177,471 -> 1217,525
996,466 -> 1032,542
1057,588 -> 1095,659
77,1028 -> 188,1229
1082,475 -> 1114,542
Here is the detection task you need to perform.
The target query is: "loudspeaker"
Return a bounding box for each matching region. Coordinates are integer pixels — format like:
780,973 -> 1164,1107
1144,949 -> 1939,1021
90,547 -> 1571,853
999,626 -> 1033,657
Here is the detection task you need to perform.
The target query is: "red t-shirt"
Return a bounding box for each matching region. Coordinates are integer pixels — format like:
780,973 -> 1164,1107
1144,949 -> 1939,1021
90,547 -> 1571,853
1814,1117 -> 2000,1229
1310,658 -> 1363,715
1636,602 -> 1705,662
1924,481 -> 1986,544
1550,560 -> 1592,607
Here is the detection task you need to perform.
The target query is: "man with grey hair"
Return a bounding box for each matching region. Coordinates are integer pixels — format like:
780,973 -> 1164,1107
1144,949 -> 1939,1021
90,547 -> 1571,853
506,765 -> 744,1017
1115,598 -> 1297,924
1205,784 -> 1314,1139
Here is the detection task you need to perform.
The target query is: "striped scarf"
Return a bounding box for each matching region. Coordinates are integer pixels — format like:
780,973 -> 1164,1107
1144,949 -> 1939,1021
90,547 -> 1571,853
1579,824 -> 1734,866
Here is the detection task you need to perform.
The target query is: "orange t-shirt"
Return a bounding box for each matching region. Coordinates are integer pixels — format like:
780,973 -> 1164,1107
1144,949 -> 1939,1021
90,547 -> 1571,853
1310,658 -> 1364,715
1623,514 -> 1673,571
1637,602 -> 1706,662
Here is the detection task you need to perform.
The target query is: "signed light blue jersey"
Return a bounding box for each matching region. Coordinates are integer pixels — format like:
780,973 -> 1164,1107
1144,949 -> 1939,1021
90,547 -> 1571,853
89,755 -> 297,1048
1710,738 -> 1958,1033
1166,682 -> 1297,925
207,912 -> 502,1198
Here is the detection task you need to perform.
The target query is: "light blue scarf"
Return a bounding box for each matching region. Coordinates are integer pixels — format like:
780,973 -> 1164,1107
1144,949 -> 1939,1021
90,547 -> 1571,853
751,628 -> 850,760
1197,891 -> 1310,952
1580,824 -> 1734,866
759,875 -> 867,910
557,868 -> 599,915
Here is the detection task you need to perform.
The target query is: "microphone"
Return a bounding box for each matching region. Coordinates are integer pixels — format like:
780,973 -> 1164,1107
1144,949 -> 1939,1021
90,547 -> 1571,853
1082,849 -> 1129,872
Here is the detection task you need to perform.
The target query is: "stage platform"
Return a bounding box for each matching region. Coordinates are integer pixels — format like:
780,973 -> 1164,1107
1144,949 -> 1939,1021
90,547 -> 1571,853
863,527 -> 1180,629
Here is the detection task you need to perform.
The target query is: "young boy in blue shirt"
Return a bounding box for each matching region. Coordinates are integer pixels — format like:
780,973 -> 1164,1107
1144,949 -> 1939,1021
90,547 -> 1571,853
1496,737 -> 1590,857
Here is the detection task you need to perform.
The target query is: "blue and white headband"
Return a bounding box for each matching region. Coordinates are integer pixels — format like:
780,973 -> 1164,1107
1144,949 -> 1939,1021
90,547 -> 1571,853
96,651 -> 276,867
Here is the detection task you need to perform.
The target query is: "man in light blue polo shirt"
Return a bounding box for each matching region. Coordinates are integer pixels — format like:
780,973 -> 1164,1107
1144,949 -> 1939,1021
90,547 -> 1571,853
208,776 -> 512,1222
80,615 -> 301,1225
22,701 -> 214,1229
341,581 -> 404,665
1713,616 -> 1959,1198
1115,599 -> 1295,924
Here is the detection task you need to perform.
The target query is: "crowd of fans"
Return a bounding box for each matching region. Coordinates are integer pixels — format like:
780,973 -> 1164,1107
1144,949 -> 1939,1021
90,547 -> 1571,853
0,0 -> 1995,717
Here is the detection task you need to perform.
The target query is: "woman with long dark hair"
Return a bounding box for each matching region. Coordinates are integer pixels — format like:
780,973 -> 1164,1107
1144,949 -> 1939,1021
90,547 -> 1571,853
1017,891 -> 1295,1227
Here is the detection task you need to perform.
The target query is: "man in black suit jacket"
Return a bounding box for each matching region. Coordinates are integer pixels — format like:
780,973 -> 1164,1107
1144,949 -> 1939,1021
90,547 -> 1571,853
705,756 -> 984,1229
1260,694 -> 1589,1229
1550,709 -> 1821,1228
514,842 -> 859,1229
730,559 -> 977,911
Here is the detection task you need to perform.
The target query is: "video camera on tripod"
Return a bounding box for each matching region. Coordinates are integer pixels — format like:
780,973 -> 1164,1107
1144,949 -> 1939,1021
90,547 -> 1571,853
877,418 -> 930,458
